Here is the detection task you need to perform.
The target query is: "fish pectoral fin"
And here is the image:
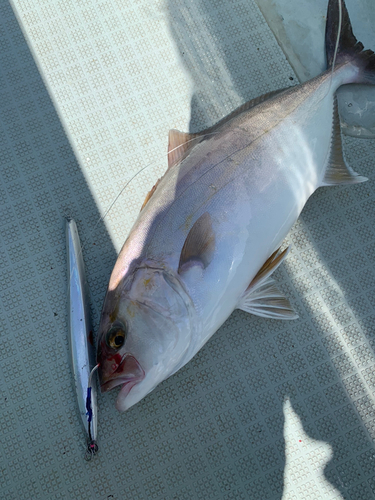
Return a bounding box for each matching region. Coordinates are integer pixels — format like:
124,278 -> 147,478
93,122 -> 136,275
321,97 -> 368,187
178,212 -> 215,273
168,129 -> 202,169
237,278 -> 298,320
237,246 -> 298,320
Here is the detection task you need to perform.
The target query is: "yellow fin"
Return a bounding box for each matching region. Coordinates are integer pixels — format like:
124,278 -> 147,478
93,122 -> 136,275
249,247 -> 289,290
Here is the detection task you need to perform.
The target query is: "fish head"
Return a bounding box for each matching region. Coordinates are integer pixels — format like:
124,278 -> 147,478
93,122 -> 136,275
97,263 -> 194,411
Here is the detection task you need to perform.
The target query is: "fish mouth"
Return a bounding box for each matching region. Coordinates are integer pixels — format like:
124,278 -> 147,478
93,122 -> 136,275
100,355 -> 145,394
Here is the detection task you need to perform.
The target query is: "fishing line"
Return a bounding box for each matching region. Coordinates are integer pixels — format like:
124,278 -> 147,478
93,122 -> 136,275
316,0 -> 343,105
66,134 -> 214,294
75,131 -> 219,257
93,134 -> 216,229
74,0 -> 345,261
67,1 -> 344,455
325,0 -> 343,96
331,0 -> 343,76
66,0 -> 344,302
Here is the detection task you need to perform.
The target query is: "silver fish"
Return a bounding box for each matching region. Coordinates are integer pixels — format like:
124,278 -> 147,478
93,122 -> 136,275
66,218 -> 98,455
97,0 -> 374,412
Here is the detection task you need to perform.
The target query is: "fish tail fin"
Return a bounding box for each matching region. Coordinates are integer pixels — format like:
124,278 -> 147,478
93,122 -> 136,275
326,0 -> 375,84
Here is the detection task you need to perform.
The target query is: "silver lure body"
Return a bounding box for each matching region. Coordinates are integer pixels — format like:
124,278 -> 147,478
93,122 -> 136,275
66,219 -> 98,445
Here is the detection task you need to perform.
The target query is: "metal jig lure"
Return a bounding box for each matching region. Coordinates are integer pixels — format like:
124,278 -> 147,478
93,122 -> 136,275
66,218 -> 98,459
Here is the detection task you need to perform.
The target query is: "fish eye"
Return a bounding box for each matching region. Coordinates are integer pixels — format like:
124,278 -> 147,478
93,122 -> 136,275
106,326 -> 126,349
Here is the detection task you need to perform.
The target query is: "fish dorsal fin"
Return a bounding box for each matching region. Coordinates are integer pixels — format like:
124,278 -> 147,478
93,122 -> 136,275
321,97 -> 368,186
148,88 -> 292,210
178,212 -> 215,273
144,127 -> 205,209
168,130 -> 202,169
237,246 -> 298,320
143,128 -> 200,208
168,87 -> 290,169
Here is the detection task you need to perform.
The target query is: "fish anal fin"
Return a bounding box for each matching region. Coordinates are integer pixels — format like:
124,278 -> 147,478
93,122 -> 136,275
178,212 -> 215,273
238,278 -> 298,320
321,97 -> 368,187
237,246 -> 298,320
168,130 -> 202,169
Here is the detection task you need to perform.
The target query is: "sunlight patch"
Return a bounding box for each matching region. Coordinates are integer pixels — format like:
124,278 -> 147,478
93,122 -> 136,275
282,398 -> 343,500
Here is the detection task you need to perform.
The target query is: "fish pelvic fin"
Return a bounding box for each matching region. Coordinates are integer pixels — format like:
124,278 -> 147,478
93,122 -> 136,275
326,0 -> 375,84
321,97 -> 368,187
237,247 -> 298,320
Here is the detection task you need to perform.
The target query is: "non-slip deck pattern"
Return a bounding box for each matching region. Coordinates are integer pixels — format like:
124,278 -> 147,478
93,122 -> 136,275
1,0 -> 375,498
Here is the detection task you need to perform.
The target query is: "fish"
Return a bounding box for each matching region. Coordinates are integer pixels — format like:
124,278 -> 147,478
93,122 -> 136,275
66,218 -> 98,455
96,0 -> 375,412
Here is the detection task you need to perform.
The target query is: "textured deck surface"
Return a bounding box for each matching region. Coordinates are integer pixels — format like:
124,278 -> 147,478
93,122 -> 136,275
1,0 -> 375,498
